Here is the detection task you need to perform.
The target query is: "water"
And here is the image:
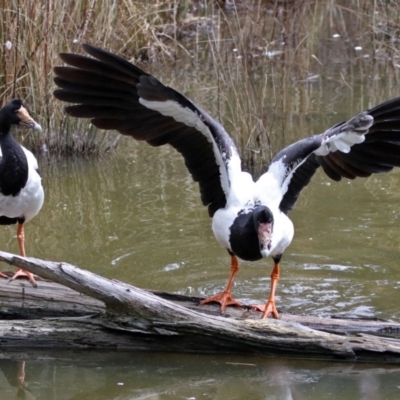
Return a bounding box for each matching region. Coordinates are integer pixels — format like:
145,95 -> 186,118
1,352 -> 400,399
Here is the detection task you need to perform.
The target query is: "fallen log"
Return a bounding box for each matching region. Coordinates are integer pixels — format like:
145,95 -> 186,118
0,250 -> 400,363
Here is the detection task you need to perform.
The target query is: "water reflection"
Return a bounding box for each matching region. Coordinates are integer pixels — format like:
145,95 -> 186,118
0,352 -> 399,400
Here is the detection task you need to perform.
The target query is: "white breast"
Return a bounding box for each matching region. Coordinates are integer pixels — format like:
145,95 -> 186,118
0,146 -> 44,222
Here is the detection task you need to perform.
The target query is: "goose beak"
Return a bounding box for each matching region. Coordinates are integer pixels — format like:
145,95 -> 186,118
17,106 -> 42,132
259,221 -> 272,257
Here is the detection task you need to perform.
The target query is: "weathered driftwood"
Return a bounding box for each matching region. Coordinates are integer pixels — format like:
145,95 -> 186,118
1,250 -> 400,363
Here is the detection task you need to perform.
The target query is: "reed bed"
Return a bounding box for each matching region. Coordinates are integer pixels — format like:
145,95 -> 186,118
0,0 -> 399,161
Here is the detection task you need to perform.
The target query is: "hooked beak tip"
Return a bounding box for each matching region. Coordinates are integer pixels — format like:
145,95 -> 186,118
23,120 -> 42,132
260,249 -> 269,258
33,122 -> 42,132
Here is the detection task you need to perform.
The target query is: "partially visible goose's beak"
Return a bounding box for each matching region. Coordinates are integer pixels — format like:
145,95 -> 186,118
259,221 -> 273,257
17,105 -> 42,132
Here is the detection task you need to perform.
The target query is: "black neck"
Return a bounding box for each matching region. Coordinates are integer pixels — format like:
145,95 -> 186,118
229,211 -> 263,262
0,129 -> 29,196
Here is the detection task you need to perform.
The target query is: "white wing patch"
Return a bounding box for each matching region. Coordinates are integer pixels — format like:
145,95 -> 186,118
256,154 -> 313,208
255,158 -> 288,207
140,98 -> 205,131
139,98 -> 234,197
315,125 -> 370,156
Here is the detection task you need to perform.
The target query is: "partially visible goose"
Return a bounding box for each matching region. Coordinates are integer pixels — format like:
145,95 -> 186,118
0,99 -> 44,287
53,44 -> 400,318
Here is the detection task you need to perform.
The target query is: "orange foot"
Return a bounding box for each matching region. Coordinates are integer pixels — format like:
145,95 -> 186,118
250,300 -> 279,319
9,269 -> 38,288
200,291 -> 242,312
0,271 -> 8,279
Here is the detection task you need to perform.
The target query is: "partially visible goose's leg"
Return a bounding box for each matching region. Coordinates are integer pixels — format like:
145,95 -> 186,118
8,222 -> 37,287
251,255 -> 281,319
200,254 -> 242,311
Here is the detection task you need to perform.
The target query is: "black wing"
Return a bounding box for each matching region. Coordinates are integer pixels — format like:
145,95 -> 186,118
261,97 -> 400,213
53,44 -> 242,217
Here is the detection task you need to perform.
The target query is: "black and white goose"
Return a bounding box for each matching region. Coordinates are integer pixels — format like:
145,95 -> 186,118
0,99 -> 44,287
53,44 -> 400,318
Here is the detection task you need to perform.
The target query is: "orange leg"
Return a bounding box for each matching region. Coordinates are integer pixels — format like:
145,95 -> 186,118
200,254 -> 242,312
8,222 -> 37,287
251,261 -> 280,319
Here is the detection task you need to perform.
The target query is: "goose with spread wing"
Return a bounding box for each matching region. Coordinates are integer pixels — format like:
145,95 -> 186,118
53,44 -> 400,318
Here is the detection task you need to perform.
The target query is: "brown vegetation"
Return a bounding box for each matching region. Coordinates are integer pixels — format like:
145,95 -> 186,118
0,1 -> 399,159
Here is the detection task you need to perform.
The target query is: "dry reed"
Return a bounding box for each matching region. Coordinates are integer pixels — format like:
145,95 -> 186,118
0,0 -> 399,161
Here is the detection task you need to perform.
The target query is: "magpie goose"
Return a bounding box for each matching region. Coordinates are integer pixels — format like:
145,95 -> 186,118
53,44 -> 400,318
0,99 -> 44,287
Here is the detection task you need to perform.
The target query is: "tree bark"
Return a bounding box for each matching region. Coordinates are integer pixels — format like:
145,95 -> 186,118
1,250 -> 400,363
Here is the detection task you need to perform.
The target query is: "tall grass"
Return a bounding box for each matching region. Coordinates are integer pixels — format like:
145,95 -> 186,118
0,0 -> 399,160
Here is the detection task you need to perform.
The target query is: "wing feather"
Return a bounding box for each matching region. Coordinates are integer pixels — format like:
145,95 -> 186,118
259,97 -> 400,213
53,44 -> 242,217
